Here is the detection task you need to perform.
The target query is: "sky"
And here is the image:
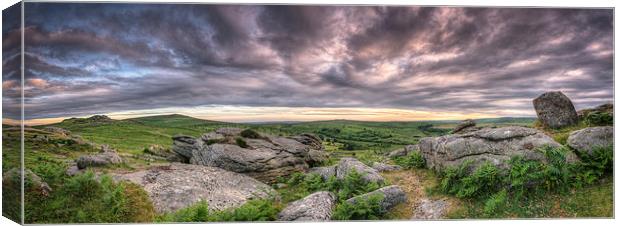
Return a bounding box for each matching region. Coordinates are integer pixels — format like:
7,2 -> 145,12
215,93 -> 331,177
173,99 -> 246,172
1,3 -> 614,124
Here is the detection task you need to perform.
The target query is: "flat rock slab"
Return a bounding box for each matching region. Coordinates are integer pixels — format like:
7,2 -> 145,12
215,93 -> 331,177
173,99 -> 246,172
113,163 -> 276,213
411,198 -> 450,220
277,191 -> 336,221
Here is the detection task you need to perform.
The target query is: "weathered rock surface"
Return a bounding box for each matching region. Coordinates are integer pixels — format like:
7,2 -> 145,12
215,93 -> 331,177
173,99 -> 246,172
451,119 -> 476,134
419,126 -> 577,171
76,145 -> 123,169
533,91 -> 579,129
567,126 -> 613,155
43,126 -> 71,136
336,157 -> 384,183
346,185 -> 406,213
372,162 -> 403,172
309,166 -> 336,180
411,198 -> 450,219
113,163 -> 276,213
277,191 -> 336,221
171,135 -> 196,160
173,128 -> 327,182
388,144 -> 418,158
3,168 -> 52,196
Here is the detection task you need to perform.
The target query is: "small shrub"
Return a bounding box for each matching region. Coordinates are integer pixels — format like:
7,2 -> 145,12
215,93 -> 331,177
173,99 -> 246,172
393,151 -> 425,169
438,160 -> 472,195
454,163 -> 500,198
483,189 -> 507,217
539,146 -> 571,192
332,193 -> 384,220
235,138 -> 249,148
584,111 -> 613,126
240,129 -> 261,139
507,156 -> 543,198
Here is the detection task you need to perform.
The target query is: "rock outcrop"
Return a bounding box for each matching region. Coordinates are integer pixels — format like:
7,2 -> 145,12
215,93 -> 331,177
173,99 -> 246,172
388,144 -> 418,158
346,185 -> 406,213
277,191 -> 336,221
533,91 -> 579,129
577,103 -> 613,119
336,157 -> 384,183
451,119 -> 477,134
567,126 -> 613,155
371,162 -> 403,172
113,163 -> 276,213
172,128 -> 327,182
419,126 -> 577,171
76,145 -> 123,169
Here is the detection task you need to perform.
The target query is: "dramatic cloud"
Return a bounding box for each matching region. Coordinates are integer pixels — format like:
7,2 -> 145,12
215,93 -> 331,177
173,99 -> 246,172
1,4 -> 613,121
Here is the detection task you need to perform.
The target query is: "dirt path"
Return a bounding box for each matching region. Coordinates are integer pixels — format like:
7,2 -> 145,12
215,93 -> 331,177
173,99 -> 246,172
381,169 -> 459,219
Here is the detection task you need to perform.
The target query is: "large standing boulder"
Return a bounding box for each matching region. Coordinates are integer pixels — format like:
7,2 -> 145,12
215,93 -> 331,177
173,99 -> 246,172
175,128 -> 327,183
113,163 -> 276,213
533,91 -> 579,129
345,185 -> 406,213
419,126 -> 577,171
277,191 -> 336,221
76,145 -> 123,169
567,126 -> 613,155
336,158 -> 384,183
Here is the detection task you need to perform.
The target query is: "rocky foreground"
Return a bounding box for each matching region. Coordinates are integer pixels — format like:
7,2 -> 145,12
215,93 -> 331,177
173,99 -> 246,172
6,91 -> 613,221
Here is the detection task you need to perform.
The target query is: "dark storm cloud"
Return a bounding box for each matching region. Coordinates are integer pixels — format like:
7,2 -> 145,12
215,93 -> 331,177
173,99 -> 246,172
2,3 -> 613,120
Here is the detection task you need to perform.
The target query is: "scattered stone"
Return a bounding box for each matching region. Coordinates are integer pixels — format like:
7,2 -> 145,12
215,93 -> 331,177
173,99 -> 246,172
76,145 -> 123,169
419,126 -> 578,171
533,91 -> 579,129
66,165 -> 83,176
567,126 -> 613,155
346,185 -> 406,213
451,119 -> 476,134
411,198 -> 450,219
308,166 -> 337,180
388,144 -> 419,158
336,157 -> 384,183
113,163 -> 276,213
371,162 -> 403,172
3,168 -> 52,197
277,191 -> 336,221
43,126 -> 71,136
